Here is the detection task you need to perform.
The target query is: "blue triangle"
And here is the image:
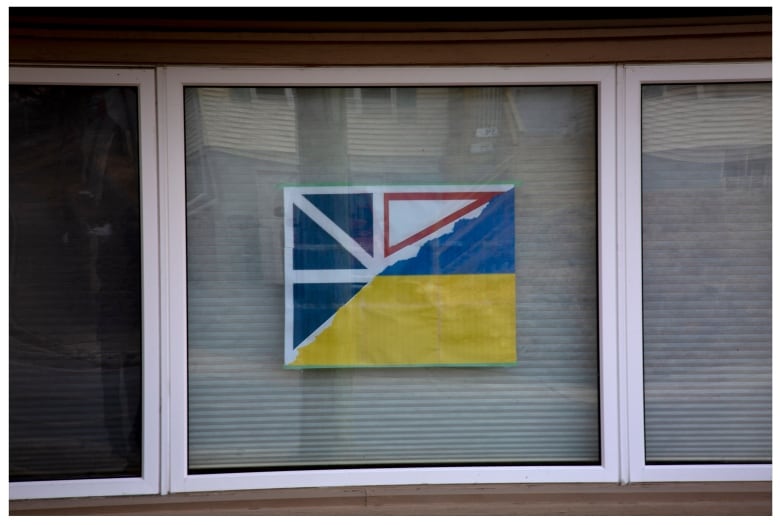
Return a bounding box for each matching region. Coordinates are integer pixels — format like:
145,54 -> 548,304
293,205 -> 367,270
293,282 -> 366,348
304,193 -> 373,256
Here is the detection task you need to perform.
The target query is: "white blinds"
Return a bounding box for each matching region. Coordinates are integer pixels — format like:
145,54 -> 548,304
641,83 -> 771,463
185,86 -> 600,471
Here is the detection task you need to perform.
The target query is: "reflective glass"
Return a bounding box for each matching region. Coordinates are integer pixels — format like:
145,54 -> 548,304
642,82 -> 771,463
10,85 -> 142,480
185,86 -> 601,471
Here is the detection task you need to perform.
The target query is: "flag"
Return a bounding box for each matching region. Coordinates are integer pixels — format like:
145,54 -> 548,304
284,184 -> 516,368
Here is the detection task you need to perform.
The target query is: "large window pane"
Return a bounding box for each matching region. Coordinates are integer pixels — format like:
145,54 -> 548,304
185,86 -> 599,470
642,82 -> 771,463
10,86 -> 142,480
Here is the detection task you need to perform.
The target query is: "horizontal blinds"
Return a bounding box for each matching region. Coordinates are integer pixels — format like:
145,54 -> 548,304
9,85 -> 143,481
185,86 -> 600,470
641,83 -> 771,463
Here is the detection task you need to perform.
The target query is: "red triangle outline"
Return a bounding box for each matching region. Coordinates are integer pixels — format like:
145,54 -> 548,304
384,191 -> 501,256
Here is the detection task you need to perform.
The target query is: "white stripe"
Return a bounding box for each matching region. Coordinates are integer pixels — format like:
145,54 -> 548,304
373,191 -> 384,260
292,270 -> 374,284
283,190 -> 296,364
293,183 -> 514,194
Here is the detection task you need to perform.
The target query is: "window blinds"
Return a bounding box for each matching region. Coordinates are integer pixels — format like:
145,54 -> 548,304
641,83 -> 771,463
9,85 -> 143,481
184,86 -> 600,471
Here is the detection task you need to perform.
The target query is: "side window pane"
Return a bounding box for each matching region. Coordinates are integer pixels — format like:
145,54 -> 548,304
641,82 -> 771,463
10,86 -> 142,480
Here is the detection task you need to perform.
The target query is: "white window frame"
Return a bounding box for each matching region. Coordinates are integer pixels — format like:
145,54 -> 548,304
10,62 -> 768,500
162,65 -> 620,493
8,67 -> 161,499
622,62 -> 772,483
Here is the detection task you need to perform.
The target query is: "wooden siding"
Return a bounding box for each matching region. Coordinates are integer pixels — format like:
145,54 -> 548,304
9,12 -> 771,66
10,482 -> 771,515
8,9 -> 773,513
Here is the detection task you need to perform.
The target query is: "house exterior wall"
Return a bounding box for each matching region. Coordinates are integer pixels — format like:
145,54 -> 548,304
9,11 -> 771,66
8,8 -> 772,514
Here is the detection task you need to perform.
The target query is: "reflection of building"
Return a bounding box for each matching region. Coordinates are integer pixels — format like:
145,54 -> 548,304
186,86 -> 454,178
9,8 -> 772,515
643,85 -> 771,161
184,85 -> 601,473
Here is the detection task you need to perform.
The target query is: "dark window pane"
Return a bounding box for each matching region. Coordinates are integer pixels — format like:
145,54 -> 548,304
10,85 -> 142,481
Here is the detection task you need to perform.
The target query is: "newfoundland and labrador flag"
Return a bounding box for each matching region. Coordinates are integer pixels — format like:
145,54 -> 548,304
284,184 -> 516,368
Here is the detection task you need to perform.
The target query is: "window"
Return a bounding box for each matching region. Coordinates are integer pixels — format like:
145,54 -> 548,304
9,63 -> 770,500
9,68 -> 160,499
165,67 -> 619,492
187,84 -> 599,467
625,63 -> 771,482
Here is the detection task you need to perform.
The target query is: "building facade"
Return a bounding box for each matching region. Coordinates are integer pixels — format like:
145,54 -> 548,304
8,8 -> 772,511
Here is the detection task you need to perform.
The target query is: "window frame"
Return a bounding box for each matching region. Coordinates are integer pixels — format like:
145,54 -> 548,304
162,65 -> 620,493
8,62 -> 769,500
8,67 -> 161,499
623,61 -> 772,483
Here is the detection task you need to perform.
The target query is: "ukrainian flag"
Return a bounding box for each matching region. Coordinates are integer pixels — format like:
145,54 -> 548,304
284,185 -> 516,368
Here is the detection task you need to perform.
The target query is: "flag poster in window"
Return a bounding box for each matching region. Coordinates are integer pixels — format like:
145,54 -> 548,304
283,184 -> 516,368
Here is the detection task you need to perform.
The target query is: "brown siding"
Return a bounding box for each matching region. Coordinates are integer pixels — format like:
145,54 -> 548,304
9,14 -> 771,66
10,482 -> 772,515
8,10 -> 772,515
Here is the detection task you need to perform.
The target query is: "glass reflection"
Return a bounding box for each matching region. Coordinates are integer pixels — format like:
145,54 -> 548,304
10,85 -> 142,481
184,86 -> 600,470
641,82 -> 772,463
